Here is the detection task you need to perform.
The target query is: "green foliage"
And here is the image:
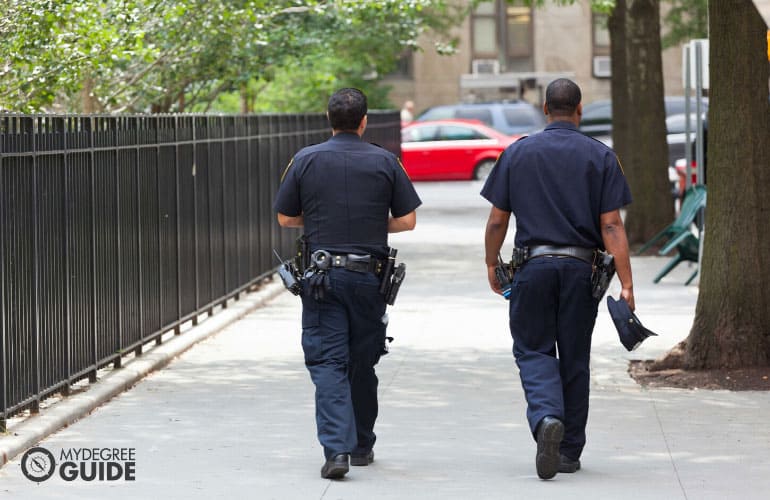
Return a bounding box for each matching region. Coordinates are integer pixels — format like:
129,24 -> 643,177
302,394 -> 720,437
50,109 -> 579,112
590,0 -> 616,15
0,0 -> 462,113
243,54 -> 394,113
661,0 -> 707,49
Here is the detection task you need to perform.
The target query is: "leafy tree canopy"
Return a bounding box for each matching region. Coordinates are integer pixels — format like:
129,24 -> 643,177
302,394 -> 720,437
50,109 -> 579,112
661,0 -> 707,49
0,0 -> 463,113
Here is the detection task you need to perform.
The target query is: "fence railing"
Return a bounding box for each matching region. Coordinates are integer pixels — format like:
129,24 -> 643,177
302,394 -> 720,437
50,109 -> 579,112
0,111 -> 401,428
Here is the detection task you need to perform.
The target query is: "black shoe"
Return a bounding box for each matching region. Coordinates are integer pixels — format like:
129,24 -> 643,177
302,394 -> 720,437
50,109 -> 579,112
350,450 -> 374,466
535,416 -> 564,480
559,454 -> 581,473
321,453 -> 349,479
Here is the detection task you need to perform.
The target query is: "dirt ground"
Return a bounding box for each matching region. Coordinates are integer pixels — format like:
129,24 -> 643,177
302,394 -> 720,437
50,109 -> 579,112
629,360 -> 770,390
628,342 -> 770,390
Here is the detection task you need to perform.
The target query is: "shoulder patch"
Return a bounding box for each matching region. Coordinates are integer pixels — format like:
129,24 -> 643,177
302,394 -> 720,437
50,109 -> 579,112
615,155 -> 626,176
396,157 -> 411,177
280,157 -> 294,183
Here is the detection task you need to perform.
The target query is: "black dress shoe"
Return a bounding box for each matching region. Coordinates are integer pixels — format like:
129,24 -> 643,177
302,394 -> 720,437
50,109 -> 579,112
535,416 -> 564,480
321,453 -> 349,479
559,454 -> 581,473
350,450 -> 374,466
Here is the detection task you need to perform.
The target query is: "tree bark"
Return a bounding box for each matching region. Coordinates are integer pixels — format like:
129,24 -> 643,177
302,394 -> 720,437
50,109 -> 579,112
609,0 -> 630,178
621,0 -> 674,245
684,0 -> 770,369
80,78 -> 101,114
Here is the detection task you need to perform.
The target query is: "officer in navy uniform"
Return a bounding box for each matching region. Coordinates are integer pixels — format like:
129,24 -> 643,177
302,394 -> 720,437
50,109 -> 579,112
481,78 -> 634,480
274,88 -> 421,479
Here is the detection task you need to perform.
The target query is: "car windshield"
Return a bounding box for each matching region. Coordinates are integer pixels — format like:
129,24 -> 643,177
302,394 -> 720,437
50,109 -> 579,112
402,125 -> 439,142
454,109 -> 494,126
439,125 -> 488,141
503,107 -> 542,128
666,114 -> 706,134
664,97 -> 708,116
581,101 -> 611,122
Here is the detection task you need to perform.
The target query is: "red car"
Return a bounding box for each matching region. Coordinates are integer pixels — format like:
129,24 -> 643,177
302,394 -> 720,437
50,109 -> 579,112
401,119 -> 519,181
673,158 -> 700,199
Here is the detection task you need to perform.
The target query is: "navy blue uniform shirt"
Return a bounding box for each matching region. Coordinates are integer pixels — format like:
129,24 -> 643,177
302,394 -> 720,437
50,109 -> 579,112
274,132 -> 422,258
480,121 -> 632,250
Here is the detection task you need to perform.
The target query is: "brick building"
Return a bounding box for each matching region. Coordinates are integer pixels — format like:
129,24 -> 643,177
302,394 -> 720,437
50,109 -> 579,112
385,1 -> 686,115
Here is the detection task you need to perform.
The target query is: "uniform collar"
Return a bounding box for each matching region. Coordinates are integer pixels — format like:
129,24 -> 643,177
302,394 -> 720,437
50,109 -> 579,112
331,132 -> 362,141
544,121 -> 579,132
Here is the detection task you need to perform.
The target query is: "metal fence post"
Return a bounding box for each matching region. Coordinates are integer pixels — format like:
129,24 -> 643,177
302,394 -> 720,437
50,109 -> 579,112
1,117 -> 6,431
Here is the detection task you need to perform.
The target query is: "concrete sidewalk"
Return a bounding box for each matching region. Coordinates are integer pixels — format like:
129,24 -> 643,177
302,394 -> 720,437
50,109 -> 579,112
2,182 -> 769,499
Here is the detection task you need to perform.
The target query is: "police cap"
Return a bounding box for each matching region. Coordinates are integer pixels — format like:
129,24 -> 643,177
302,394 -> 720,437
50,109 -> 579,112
607,296 -> 658,351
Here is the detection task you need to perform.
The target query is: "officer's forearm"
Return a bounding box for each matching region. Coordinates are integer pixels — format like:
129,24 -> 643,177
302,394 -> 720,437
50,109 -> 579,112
600,211 -> 633,290
277,213 -> 304,228
485,207 -> 511,267
388,211 -> 416,233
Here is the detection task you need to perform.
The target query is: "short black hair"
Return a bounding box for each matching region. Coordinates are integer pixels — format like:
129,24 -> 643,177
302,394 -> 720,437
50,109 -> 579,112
327,88 -> 367,131
545,78 -> 582,116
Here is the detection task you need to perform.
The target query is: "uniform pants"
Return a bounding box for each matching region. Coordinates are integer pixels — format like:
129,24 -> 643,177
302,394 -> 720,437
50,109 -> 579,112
508,256 -> 599,461
300,268 -> 387,459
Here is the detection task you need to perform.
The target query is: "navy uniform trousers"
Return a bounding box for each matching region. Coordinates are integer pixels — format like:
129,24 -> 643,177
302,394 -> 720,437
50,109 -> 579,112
509,256 -> 599,461
300,268 -> 387,459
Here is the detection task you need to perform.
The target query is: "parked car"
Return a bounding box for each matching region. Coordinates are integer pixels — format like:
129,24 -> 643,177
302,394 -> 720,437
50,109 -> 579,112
665,113 -> 706,168
415,101 -> 546,136
579,96 -> 709,138
401,119 -> 519,181
578,99 -> 613,137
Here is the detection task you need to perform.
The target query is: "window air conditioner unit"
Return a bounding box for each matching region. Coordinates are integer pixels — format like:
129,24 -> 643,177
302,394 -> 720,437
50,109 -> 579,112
472,59 -> 500,75
593,56 -> 611,78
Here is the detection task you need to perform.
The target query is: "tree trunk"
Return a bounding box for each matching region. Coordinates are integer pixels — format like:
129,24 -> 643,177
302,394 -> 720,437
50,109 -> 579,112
684,0 -> 770,369
80,78 -> 100,114
241,83 -> 250,114
619,0 -> 674,245
609,0 -> 630,179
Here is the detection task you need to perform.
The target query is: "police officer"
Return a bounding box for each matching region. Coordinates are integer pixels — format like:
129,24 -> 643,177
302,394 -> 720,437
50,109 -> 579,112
274,88 -> 421,479
481,78 -> 634,479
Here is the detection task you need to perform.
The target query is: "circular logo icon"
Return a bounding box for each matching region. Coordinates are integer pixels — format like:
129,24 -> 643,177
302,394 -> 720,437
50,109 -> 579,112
21,447 -> 56,482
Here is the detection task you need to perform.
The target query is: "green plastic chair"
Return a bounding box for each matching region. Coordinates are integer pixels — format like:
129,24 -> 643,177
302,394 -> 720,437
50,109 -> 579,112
652,231 -> 700,285
646,185 -> 706,285
636,185 -> 707,255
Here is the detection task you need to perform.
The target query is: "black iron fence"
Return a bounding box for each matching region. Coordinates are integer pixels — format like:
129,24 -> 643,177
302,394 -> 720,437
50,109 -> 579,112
0,111 -> 401,427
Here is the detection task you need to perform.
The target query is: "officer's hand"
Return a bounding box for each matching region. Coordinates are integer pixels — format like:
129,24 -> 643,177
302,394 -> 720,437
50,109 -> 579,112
487,265 -> 503,295
621,287 -> 635,311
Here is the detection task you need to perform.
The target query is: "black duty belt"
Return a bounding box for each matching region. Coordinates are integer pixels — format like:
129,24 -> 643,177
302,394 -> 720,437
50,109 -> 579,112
327,253 -> 384,276
528,245 -> 595,264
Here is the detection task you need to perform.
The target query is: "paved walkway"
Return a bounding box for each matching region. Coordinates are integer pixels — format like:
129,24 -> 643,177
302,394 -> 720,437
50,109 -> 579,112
2,182 -> 769,499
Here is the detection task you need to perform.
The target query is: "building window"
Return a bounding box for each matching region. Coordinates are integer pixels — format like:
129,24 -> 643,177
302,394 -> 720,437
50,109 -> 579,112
505,6 -> 532,58
385,51 -> 414,80
592,13 -> 611,78
593,13 -> 610,56
471,0 -> 533,71
472,2 -> 497,57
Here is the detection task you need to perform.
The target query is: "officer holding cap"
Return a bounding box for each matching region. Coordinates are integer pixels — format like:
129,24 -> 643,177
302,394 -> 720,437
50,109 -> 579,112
274,88 -> 421,479
481,78 -> 634,479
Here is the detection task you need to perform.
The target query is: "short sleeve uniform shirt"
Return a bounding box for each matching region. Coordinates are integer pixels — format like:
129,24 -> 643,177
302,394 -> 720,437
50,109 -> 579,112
274,132 -> 421,258
480,121 -> 632,250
